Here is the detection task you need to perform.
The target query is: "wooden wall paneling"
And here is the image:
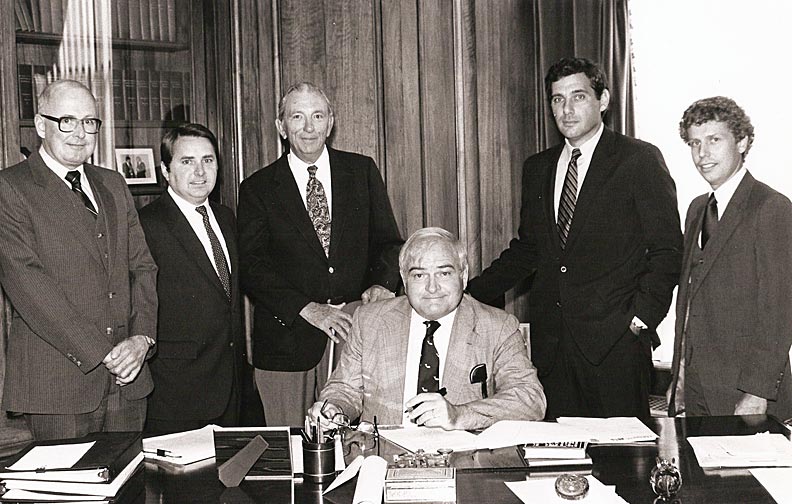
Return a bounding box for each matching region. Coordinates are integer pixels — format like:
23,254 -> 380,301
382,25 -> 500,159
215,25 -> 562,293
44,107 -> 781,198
417,0 -> 457,233
453,0 -> 481,274
278,0 -> 328,94
380,0 -> 424,239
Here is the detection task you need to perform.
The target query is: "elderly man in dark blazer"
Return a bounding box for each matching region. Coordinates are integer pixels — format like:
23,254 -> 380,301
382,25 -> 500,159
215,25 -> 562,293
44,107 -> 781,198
140,123 -> 246,434
238,82 -> 403,426
668,97 -> 792,418
467,57 -> 682,421
0,80 -> 157,440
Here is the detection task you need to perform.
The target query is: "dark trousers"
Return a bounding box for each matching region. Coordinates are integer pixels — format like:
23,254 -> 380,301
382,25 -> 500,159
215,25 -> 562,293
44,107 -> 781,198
25,377 -> 146,441
144,383 -> 240,436
541,323 -> 653,422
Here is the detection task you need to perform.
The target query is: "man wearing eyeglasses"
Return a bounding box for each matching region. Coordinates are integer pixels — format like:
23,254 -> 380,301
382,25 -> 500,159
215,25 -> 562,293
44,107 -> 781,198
309,228 -> 546,430
0,80 -> 158,440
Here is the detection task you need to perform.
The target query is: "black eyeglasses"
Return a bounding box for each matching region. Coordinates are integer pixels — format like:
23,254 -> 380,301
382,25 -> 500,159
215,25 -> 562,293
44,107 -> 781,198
40,114 -> 102,134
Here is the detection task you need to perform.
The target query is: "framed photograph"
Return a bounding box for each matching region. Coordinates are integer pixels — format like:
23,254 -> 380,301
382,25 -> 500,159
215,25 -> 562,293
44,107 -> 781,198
114,147 -> 162,195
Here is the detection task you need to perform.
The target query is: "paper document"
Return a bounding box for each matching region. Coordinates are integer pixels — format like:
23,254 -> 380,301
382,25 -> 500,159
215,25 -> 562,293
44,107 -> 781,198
0,488 -> 107,502
750,468 -> 792,504
323,455 -> 364,494
379,426 -> 478,453
474,420 -> 590,450
8,442 -> 95,470
143,425 -> 215,465
688,433 -> 792,468
556,417 -> 658,444
505,475 -> 628,503
353,456 -> 387,504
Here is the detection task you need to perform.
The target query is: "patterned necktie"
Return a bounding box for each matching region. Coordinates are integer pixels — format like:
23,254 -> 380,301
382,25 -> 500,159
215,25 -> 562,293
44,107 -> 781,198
306,165 -> 331,256
417,320 -> 441,394
196,206 -> 231,299
701,193 -> 718,249
557,148 -> 581,250
65,170 -> 97,217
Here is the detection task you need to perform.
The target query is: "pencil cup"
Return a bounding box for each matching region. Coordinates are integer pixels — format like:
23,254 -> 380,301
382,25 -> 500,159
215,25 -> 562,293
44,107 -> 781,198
302,439 -> 337,484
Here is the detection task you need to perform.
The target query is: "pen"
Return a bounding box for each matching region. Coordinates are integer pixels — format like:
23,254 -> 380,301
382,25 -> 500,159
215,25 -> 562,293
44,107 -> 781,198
404,387 -> 449,413
143,449 -> 182,458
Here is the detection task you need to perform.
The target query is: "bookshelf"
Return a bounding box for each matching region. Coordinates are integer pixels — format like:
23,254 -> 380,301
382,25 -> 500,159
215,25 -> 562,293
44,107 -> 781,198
12,0 -> 208,196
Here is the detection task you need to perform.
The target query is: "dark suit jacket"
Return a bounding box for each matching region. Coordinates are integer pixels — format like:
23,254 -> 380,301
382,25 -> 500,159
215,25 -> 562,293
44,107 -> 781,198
237,148 -> 403,371
0,152 -> 157,414
139,192 -> 244,421
468,127 -> 682,372
669,172 -> 792,417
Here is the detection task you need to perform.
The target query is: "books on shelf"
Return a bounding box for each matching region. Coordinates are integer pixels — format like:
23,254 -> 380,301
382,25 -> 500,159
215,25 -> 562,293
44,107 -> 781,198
113,0 -> 177,41
213,427 -> 293,480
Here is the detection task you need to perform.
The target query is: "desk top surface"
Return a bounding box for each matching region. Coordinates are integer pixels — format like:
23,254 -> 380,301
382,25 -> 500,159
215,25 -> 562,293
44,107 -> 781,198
7,415 -> 790,503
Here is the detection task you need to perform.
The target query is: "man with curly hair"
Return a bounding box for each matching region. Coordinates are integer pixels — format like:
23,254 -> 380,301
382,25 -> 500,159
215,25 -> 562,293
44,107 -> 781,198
668,96 -> 792,417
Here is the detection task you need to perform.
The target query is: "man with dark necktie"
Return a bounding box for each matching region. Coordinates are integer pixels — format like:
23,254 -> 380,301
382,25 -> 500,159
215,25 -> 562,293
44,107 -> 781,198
308,228 -> 546,430
668,97 -> 792,418
467,57 -> 682,421
0,80 -> 157,440
238,82 -> 403,426
139,123 -> 248,434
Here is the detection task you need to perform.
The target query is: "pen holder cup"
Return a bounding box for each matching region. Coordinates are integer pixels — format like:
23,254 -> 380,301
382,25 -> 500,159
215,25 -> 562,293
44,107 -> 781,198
302,439 -> 337,484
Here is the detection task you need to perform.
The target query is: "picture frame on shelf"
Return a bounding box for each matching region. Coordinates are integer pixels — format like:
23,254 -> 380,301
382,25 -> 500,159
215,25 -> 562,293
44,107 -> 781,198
114,147 -> 162,195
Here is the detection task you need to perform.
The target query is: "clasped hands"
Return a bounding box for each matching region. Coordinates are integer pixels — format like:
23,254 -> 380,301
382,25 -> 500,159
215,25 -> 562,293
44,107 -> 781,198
300,284 -> 394,343
103,334 -> 150,386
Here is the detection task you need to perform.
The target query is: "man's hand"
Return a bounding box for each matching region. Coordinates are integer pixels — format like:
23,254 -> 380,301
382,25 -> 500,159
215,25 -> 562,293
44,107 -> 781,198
734,392 -> 768,415
361,285 -> 395,305
404,393 -> 459,430
103,335 -> 150,385
308,400 -> 344,430
299,302 -> 352,343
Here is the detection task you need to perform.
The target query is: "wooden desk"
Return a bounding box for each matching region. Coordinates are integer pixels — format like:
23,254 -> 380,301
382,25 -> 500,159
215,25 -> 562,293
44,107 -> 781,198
5,415 -> 789,503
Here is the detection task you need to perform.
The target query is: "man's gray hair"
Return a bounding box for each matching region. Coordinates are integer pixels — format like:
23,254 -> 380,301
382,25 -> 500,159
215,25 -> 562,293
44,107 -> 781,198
399,227 -> 468,278
276,82 -> 334,122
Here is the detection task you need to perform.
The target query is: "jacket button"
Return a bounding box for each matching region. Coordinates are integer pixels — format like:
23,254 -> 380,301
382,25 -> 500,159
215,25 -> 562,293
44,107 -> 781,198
328,266 -> 335,274
560,266 -> 567,273
556,301 -> 562,308
106,327 -> 113,335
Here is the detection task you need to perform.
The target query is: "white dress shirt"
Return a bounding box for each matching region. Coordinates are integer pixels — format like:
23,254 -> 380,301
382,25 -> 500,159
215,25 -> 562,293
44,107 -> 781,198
168,188 -> 231,277
553,122 -> 605,219
401,308 -> 458,426
40,146 -> 98,210
701,166 -> 746,248
287,147 -> 333,219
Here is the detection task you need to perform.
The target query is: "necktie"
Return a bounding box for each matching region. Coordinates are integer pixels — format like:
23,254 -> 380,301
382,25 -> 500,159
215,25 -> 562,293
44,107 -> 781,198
417,320 -> 441,394
557,148 -> 581,249
65,170 -> 97,217
196,206 -> 231,299
306,165 -> 331,256
701,193 -> 718,249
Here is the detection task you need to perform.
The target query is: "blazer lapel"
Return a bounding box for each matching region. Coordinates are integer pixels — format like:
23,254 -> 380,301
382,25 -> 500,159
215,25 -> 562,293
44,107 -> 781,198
28,153 -> 104,268
382,298 -> 411,412
162,193 -> 228,300
85,167 -> 115,272
676,197 -> 706,316
542,145 -> 564,251
270,156 -> 327,260
328,149 -> 353,260
442,297 -> 477,393
688,173 -> 754,299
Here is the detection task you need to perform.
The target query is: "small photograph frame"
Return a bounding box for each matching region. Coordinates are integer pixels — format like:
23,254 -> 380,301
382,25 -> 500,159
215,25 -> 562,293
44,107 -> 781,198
114,147 -> 161,194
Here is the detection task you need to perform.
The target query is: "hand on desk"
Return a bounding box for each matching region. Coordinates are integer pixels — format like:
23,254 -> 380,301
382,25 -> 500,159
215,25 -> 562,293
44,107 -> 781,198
103,334 -> 149,385
361,284 -> 395,304
405,392 -> 460,430
300,302 -> 352,343
734,392 -> 768,415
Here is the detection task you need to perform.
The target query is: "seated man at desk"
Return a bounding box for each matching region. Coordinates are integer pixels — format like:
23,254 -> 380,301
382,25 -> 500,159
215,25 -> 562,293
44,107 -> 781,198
308,227 -> 546,430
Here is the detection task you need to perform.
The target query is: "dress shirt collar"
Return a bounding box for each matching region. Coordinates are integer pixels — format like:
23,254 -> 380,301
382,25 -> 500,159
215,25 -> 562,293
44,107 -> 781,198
711,166 -> 747,217
168,187 -> 211,216
287,146 -> 330,177
564,122 -> 604,160
39,145 -> 86,181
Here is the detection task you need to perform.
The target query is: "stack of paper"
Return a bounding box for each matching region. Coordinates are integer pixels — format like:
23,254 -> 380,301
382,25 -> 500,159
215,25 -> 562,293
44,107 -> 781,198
474,421 -> 590,450
505,475 -> 628,503
688,433 -> 792,468
143,424 -> 216,465
556,417 -> 658,444
750,468 -> 792,504
378,426 -> 478,453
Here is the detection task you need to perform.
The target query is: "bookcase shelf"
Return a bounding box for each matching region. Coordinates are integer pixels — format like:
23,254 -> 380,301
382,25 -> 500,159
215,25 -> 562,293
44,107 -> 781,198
16,31 -> 190,53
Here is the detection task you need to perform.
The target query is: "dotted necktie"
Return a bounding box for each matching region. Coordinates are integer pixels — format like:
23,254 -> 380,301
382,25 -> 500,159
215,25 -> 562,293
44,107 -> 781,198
306,165 -> 331,256
417,320 -> 441,394
196,206 -> 231,299
701,193 -> 718,249
65,170 -> 97,217
557,148 -> 581,250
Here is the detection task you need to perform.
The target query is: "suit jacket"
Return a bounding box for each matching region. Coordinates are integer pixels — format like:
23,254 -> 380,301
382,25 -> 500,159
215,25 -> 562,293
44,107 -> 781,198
237,148 -> 403,371
319,295 -> 546,428
468,127 -> 682,371
669,172 -> 792,417
139,192 -> 244,421
0,152 -> 157,414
